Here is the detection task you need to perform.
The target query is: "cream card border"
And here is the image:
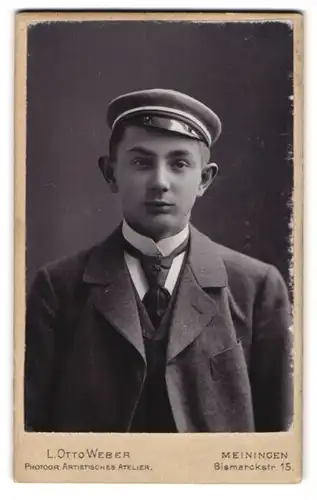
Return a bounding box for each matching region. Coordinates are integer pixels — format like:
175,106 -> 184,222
14,11 -> 303,484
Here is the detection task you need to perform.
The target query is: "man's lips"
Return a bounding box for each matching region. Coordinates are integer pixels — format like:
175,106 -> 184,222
144,200 -> 175,212
144,200 -> 174,207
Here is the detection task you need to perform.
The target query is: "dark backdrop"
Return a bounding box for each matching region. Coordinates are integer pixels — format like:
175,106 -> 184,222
26,20 -> 293,291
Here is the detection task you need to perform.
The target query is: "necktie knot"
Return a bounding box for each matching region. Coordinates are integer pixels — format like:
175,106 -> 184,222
123,236 -> 189,287
141,256 -> 172,287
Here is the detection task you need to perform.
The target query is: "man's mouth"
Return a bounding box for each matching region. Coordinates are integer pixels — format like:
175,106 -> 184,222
145,200 -> 174,207
144,200 -> 175,212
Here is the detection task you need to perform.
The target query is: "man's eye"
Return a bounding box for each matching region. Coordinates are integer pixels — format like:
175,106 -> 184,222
172,159 -> 189,169
131,157 -> 151,168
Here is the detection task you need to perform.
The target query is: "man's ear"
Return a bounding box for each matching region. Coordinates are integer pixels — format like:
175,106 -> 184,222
197,162 -> 219,197
98,155 -> 118,193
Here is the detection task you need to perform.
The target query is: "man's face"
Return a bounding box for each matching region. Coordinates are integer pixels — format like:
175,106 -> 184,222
109,125 -> 214,241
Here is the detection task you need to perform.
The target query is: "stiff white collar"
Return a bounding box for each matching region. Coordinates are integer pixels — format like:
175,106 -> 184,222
122,220 -> 189,257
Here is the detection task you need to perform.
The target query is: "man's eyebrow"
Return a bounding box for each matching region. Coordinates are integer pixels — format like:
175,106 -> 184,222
127,146 -> 156,156
167,149 -> 193,158
126,147 -> 194,157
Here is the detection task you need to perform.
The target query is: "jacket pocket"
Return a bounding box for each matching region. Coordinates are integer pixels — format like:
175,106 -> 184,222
209,340 -> 247,383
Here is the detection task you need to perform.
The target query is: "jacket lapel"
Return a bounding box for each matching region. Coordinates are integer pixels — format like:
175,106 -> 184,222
83,228 -> 146,362
167,226 -> 228,361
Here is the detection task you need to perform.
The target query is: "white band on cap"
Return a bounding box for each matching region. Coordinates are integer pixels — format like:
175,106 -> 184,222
112,105 -> 212,147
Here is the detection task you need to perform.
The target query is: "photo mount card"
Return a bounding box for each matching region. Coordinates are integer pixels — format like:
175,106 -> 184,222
14,11 -> 303,484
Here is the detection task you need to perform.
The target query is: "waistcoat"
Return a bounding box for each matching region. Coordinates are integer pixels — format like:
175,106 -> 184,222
129,273 -> 184,432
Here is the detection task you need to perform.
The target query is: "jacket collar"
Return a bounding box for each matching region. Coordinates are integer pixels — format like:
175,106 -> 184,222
83,224 -> 227,289
188,225 -> 227,288
83,227 -> 126,286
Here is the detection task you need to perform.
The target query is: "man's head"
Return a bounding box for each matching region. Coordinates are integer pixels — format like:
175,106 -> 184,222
99,89 -> 221,241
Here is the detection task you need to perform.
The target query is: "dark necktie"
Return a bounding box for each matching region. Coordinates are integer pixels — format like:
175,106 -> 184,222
124,236 -> 189,328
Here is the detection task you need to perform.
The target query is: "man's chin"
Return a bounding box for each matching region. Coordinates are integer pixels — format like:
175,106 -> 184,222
128,215 -> 185,241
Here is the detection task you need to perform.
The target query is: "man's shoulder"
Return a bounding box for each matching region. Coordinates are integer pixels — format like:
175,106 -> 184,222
43,245 -> 94,278
35,233 -> 115,290
191,226 -> 271,280
190,226 -> 289,303
209,239 -> 270,278
192,228 -> 289,315
209,239 -> 288,299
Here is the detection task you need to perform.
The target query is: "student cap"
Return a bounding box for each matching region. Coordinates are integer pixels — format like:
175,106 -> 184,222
107,88 -> 222,149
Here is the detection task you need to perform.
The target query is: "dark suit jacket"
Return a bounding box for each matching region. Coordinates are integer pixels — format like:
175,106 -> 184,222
24,225 -> 293,433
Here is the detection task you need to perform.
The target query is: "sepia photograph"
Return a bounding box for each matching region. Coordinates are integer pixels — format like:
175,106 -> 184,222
14,11 -> 303,483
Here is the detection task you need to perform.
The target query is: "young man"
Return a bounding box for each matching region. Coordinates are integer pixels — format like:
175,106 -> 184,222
24,89 -> 293,433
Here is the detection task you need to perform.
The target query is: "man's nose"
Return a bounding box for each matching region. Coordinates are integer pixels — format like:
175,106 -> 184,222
149,162 -> 170,191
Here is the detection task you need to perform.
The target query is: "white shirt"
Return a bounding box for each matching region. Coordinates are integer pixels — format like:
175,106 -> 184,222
122,220 -> 189,300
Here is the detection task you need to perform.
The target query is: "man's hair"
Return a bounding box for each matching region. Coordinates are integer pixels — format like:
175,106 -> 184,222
109,123 -> 127,162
